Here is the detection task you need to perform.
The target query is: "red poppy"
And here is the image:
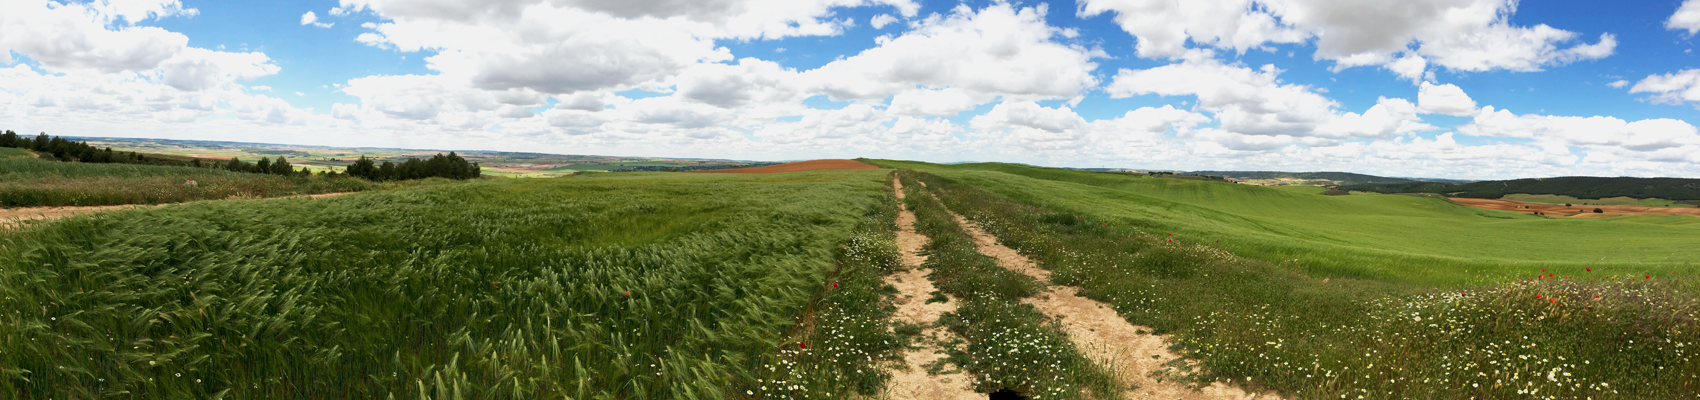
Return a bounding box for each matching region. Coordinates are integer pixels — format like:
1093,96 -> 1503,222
1646,275 -> 1651,279
1535,294 -> 1541,298
831,282 -> 838,288
624,291 -> 631,296
1586,267 -> 1591,272
1541,268 -> 1546,272
799,342 -> 807,349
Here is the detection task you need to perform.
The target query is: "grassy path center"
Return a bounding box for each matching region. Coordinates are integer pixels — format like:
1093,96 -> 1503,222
938,195 -> 1266,400
884,177 -> 981,400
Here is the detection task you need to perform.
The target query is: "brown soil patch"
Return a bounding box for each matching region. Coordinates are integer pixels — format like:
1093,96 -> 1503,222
1452,198 -> 1700,218
689,159 -> 878,174
944,206 -> 1266,399
884,178 -> 980,400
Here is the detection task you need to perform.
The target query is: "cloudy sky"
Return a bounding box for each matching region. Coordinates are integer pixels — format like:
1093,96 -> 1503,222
3,0 -> 1700,179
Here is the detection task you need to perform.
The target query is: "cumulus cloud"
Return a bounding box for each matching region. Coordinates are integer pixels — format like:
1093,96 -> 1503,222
342,0 -> 922,95
1670,0 -> 1700,34
674,58 -> 805,108
1106,59 -> 1433,144
808,3 -> 1101,103
301,11 -> 333,28
1629,69 -> 1700,107
1460,107 -> 1700,156
1078,0 -> 1616,77
871,14 -> 898,29
1417,82 -> 1477,116
1608,80 -> 1630,88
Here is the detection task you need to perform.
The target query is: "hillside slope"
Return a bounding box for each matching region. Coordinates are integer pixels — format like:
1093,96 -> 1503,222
1185,170 -> 1413,184
1341,176 -> 1700,200
868,160 -> 1700,283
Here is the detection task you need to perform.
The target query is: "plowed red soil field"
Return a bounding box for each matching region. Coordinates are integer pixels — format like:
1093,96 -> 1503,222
1452,197 -> 1700,218
691,159 -> 879,174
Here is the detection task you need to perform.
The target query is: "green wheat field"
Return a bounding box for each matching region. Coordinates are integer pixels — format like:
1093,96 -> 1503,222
2,158 -> 1695,399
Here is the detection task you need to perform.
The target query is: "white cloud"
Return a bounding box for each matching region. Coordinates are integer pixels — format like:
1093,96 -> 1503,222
1608,80 -> 1629,88
1106,59 -> 1432,142
1417,82 -> 1477,116
887,87 -> 984,117
808,3 -> 1101,103
1629,69 -> 1700,107
674,58 -> 805,108
1459,107 -> 1700,156
301,11 -> 333,28
1078,0 -> 1616,77
871,14 -> 898,29
1670,0 -> 1700,34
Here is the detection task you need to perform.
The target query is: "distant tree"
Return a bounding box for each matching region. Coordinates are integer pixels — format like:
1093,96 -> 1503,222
1594,208 -> 1604,213
227,157 -> 245,171
377,160 -> 396,180
346,156 -> 377,180
255,157 -> 272,174
271,157 -> 293,175
1565,203 -> 1572,207
31,133 -> 49,151
0,130 -> 16,147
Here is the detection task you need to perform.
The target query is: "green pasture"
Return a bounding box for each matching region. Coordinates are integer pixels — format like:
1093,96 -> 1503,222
1501,193 -> 1696,207
867,160 -> 1700,285
0,147 -> 36,158
541,161 -> 684,172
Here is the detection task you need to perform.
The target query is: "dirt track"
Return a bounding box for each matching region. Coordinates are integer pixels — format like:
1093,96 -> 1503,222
1452,197 -> 1700,218
942,201 -> 1266,399
689,159 -> 878,174
884,178 -> 981,400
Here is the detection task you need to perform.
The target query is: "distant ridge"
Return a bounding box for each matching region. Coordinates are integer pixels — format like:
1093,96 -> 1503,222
1341,176 -> 1700,200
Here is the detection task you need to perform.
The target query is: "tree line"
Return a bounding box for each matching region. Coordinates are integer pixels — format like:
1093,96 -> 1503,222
3,130 -> 480,181
2,130 -> 185,166
344,153 -> 480,181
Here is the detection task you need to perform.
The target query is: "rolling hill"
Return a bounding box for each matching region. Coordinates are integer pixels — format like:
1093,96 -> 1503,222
1340,176 -> 1700,201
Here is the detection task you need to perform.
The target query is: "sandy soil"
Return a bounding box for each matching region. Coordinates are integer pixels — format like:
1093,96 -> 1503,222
689,159 -> 879,174
883,178 -> 982,400
943,204 -> 1268,399
1452,197 -> 1700,218
0,192 -> 356,230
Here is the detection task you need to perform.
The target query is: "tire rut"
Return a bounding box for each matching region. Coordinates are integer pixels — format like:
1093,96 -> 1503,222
883,178 -> 981,400
940,203 -> 1272,400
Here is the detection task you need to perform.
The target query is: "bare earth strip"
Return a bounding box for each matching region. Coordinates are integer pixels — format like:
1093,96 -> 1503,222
941,205 -> 1268,400
0,192 -> 356,230
883,178 -> 981,400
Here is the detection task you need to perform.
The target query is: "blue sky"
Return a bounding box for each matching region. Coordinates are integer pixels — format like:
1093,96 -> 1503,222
5,0 -> 1700,179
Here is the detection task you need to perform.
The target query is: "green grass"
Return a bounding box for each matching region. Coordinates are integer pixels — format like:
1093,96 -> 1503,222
542,161 -> 689,172
894,166 -> 1699,399
0,169 -> 906,399
867,160 -> 1700,285
898,171 -> 1122,399
0,157 -> 372,207
0,148 -> 36,159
